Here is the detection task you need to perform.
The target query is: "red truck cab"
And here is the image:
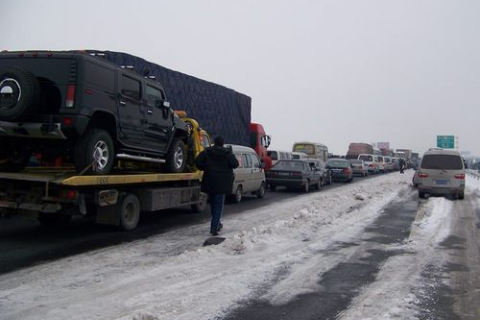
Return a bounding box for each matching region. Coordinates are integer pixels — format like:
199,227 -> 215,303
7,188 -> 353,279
249,123 -> 272,170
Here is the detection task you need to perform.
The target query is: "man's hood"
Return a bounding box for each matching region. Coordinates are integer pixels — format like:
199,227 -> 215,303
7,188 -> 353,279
206,146 -> 231,159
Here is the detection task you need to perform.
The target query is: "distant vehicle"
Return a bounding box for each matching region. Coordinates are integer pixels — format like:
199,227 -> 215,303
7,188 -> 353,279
266,159 -> 323,193
384,156 -> 394,172
292,142 -> 329,162
391,157 -> 400,171
291,152 -> 309,160
376,155 -> 386,173
267,150 -> 292,166
348,159 -> 368,177
249,123 -> 272,170
326,158 -> 354,182
227,144 -> 266,203
346,143 -> 374,160
416,149 -> 466,199
358,154 -> 379,175
308,158 -> 332,185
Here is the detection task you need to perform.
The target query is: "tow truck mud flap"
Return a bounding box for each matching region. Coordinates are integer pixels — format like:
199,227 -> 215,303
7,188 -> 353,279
95,190 -> 121,226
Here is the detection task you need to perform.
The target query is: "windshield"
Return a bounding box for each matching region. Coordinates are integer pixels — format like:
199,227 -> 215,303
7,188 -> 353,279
359,155 -> 373,161
421,154 -> 463,170
273,161 -> 305,171
327,160 -> 349,168
293,144 -> 314,156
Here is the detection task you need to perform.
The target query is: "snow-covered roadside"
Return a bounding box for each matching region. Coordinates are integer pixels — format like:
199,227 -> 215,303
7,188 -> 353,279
0,173 -> 413,320
338,174 -> 480,320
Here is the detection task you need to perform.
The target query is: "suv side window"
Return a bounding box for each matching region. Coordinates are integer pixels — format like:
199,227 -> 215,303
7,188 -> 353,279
121,75 -> 141,100
146,85 -> 165,107
85,61 -> 115,91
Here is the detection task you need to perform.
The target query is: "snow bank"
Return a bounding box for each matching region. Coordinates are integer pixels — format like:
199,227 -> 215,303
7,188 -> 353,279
0,173 -> 414,320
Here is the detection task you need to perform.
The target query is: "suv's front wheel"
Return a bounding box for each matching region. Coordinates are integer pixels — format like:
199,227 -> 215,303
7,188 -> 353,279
74,129 -> 114,175
165,138 -> 186,173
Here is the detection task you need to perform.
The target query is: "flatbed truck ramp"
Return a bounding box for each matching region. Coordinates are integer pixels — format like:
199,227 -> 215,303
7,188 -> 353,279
0,168 -> 207,230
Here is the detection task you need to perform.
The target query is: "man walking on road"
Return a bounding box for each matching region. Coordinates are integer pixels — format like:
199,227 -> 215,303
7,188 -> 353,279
399,158 -> 406,174
196,136 -> 239,236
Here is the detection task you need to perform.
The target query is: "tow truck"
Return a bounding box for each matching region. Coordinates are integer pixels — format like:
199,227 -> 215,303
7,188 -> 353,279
0,115 -> 211,230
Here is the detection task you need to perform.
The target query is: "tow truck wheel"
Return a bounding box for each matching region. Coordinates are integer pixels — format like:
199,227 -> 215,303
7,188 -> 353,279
191,192 -> 208,213
119,193 -> 140,231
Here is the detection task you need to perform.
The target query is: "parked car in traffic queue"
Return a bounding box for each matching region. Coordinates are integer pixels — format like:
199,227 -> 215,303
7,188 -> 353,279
416,148 -> 466,199
348,159 -> 368,177
266,159 -> 323,192
307,158 -> 332,185
226,144 -> 266,203
326,158 -> 354,182
358,154 -> 379,174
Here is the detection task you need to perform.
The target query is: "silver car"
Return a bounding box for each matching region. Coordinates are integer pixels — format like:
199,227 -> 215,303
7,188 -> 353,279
416,149 -> 465,199
348,159 -> 368,177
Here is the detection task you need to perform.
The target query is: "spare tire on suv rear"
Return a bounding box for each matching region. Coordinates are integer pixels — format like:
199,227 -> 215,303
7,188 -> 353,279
0,67 -> 40,121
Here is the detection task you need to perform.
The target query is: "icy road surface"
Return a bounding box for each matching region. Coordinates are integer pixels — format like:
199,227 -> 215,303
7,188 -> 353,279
1,171 -> 479,320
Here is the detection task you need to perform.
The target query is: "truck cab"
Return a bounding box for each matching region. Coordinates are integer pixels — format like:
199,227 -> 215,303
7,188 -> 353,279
249,123 -> 271,170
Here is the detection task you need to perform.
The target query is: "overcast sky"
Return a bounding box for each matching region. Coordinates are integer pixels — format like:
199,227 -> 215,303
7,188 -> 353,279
2,0 -> 479,156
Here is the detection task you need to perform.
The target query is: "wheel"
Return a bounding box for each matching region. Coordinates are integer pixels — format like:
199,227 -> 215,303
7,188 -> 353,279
0,67 -> 40,121
38,213 -> 72,227
0,139 -> 31,172
304,180 -> 310,193
165,138 -> 186,173
327,174 -> 332,185
191,192 -> 208,213
458,192 -> 465,200
233,185 -> 243,203
119,193 -> 140,231
419,191 -> 425,199
270,184 -> 277,191
74,129 -> 114,175
316,179 -> 322,190
256,182 -> 266,199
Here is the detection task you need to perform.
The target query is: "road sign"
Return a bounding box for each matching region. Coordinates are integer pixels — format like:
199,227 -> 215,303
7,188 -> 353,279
437,135 -> 455,149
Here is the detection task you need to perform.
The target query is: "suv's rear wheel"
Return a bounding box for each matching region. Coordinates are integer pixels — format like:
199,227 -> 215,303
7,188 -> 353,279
0,67 -> 40,121
74,129 -> 114,175
165,138 -> 186,173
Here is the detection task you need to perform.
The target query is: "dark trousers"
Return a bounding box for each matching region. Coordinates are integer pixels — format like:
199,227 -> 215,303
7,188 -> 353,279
209,194 -> 225,233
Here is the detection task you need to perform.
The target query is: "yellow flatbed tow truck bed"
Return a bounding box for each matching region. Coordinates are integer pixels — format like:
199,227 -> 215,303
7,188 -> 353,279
0,168 -> 206,230
0,168 -> 202,186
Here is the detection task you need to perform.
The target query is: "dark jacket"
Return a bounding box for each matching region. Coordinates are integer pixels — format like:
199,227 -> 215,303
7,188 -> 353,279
196,146 -> 239,194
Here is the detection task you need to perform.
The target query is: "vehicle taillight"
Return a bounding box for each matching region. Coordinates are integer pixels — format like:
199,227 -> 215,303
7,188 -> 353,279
63,117 -> 73,126
418,173 -> 428,178
66,85 -> 76,108
369,164 -> 375,167
455,173 -> 465,180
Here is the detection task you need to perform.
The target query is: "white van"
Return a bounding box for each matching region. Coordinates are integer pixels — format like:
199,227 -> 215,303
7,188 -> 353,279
226,144 -> 266,203
267,150 -> 292,166
358,154 -> 379,174
417,149 -> 466,199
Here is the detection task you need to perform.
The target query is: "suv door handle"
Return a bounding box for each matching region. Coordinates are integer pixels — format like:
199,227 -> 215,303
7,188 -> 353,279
119,100 -> 126,106
147,109 -> 153,115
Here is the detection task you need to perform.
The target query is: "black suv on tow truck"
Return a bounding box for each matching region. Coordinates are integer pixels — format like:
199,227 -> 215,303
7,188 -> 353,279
0,50 -> 188,174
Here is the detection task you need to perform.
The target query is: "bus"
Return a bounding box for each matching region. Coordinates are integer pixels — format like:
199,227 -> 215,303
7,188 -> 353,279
292,142 -> 329,162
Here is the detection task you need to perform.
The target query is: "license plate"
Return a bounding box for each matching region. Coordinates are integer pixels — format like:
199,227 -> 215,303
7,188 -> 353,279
278,172 -> 290,176
435,180 -> 449,185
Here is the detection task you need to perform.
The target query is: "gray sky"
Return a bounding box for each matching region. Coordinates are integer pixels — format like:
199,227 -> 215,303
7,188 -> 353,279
3,0 -> 479,156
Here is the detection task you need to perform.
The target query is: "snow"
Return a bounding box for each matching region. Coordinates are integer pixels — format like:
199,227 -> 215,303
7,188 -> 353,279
0,171 -> 474,320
